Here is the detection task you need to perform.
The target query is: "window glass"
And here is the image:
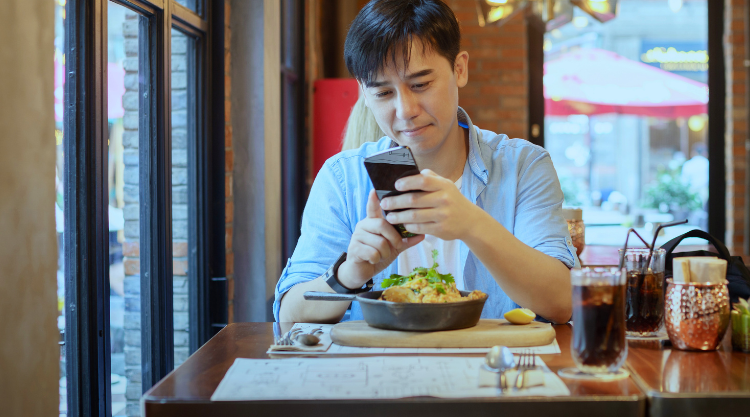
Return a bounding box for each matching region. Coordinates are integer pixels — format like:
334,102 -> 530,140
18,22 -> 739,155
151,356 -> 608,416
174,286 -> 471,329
170,27 -> 194,367
175,0 -> 203,15
54,1 -> 66,415
544,0 -> 708,246
109,2 -> 143,416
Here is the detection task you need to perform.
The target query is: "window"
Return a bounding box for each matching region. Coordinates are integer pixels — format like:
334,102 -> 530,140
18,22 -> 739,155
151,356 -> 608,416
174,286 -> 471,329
58,1 -> 225,416
542,1 -> 710,246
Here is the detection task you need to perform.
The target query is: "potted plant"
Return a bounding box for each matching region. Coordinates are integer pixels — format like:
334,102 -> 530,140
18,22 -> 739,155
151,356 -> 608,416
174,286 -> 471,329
643,165 -> 701,220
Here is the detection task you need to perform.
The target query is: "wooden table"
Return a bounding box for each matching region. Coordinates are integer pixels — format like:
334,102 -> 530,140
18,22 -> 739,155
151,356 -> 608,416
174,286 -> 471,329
143,323 -> 645,417
625,332 -> 750,417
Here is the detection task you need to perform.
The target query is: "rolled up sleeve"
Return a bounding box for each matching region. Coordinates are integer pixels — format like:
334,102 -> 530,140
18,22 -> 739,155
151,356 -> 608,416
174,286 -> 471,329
272,160 -> 354,321
513,151 -> 580,269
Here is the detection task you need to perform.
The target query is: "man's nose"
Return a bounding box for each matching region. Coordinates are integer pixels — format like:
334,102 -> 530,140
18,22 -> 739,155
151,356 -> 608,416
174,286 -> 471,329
395,90 -> 420,121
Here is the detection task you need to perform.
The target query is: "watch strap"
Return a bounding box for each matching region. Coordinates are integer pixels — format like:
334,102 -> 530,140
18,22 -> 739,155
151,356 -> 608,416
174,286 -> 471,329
324,252 -> 373,294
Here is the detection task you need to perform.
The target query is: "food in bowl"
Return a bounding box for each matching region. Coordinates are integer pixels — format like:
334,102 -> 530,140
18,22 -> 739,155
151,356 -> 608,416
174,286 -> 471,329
379,249 -> 487,303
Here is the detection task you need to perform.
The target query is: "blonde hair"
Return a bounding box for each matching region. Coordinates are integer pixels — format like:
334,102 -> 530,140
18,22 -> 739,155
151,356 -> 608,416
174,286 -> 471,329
341,95 -> 385,151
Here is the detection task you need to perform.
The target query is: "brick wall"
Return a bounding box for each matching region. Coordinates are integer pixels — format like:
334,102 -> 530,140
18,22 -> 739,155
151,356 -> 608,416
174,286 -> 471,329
447,0 -> 528,140
724,0 -> 747,254
224,0 -> 235,324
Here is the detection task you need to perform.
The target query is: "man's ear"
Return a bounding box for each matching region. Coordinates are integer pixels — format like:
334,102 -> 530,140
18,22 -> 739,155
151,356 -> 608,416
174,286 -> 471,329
358,82 -> 370,108
454,51 -> 469,88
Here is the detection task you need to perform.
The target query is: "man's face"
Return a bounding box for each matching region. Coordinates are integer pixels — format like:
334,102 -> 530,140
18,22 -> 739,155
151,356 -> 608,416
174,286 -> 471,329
361,42 -> 469,157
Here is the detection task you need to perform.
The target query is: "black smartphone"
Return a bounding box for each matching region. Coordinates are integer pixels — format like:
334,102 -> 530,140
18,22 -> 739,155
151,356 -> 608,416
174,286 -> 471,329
364,146 -> 421,238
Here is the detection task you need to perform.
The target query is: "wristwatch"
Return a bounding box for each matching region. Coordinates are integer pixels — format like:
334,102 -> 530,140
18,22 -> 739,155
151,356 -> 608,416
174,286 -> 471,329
324,252 -> 374,294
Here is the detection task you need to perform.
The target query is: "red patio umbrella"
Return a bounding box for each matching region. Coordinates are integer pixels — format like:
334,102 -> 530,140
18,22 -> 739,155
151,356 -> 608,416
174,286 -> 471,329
544,48 -> 707,118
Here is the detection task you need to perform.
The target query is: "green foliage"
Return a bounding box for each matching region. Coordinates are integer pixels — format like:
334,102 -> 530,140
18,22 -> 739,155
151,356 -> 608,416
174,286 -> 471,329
559,175 -> 583,207
734,297 -> 750,316
381,249 -> 455,291
643,165 -> 701,212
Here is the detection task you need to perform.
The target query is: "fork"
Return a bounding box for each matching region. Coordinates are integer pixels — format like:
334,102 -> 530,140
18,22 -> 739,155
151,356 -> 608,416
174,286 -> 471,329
514,350 -> 537,389
274,328 -> 301,346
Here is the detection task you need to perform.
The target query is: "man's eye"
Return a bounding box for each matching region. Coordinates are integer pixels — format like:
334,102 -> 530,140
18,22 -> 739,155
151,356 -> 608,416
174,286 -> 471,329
375,90 -> 391,98
412,82 -> 431,90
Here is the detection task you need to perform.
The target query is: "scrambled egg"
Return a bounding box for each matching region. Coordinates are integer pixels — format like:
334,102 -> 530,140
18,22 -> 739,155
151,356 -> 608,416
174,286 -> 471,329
380,277 -> 486,304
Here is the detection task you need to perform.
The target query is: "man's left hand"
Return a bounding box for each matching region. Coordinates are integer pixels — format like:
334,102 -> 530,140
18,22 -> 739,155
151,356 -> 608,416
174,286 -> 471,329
380,169 -> 482,240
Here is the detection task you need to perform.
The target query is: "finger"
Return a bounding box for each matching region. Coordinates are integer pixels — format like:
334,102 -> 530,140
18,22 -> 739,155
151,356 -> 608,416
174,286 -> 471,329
381,191 -> 439,211
350,243 -> 381,265
386,208 -> 441,225
395,172 -> 447,192
357,218 -> 406,249
366,189 -> 384,219
354,232 -> 393,261
401,222 -> 433,236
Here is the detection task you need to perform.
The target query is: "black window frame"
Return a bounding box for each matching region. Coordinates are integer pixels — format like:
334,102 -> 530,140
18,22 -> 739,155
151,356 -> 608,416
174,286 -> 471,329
63,0 -> 225,415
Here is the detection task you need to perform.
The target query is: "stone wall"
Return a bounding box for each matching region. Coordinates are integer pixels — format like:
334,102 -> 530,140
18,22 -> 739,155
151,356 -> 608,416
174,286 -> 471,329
171,28 -> 191,369
121,11 -> 142,417
120,12 -> 193,417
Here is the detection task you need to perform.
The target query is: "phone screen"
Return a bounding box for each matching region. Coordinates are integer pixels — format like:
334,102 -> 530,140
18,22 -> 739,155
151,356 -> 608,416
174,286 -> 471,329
363,146 -> 421,237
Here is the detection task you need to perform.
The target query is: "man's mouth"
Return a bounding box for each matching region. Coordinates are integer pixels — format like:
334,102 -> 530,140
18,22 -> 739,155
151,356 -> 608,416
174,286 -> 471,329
399,125 -> 430,137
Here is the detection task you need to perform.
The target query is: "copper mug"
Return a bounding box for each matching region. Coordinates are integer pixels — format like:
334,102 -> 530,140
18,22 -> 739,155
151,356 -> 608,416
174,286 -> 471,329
563,208 -> 585,257
664,279 -> 730,351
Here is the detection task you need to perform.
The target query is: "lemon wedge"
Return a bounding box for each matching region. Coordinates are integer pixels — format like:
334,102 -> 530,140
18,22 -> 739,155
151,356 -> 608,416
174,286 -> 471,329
504,308 -> 536,325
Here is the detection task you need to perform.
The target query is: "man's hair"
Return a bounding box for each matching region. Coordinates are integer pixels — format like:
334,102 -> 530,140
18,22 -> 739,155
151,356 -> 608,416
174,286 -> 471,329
344,0 -> 461,86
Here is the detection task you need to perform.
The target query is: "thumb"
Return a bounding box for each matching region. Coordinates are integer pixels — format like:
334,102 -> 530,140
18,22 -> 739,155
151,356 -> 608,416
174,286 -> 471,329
366,189 -> 384,219
421,168 -> 438,177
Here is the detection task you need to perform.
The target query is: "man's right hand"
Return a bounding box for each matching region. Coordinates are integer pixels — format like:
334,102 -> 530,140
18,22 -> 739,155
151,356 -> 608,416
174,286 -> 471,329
337,189 -> 425,289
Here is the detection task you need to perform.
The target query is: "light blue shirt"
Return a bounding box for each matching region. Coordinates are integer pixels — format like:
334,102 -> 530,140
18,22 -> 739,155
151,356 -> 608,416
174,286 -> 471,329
273,108 -> 580,322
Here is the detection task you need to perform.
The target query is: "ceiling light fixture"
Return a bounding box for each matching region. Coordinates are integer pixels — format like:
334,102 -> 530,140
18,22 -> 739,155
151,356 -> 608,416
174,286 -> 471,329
570,0 -> 619,23
476,0 -> 529,28
477,0 -> 619,30
528,0 -> 575,31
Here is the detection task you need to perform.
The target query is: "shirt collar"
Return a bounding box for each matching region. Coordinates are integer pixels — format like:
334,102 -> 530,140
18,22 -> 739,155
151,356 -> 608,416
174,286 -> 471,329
458,106 -> 489,185
387,107 -> 489,185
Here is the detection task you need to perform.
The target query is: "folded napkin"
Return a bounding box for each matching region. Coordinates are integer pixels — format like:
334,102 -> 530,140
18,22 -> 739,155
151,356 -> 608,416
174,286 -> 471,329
672,257 -> 727,284
478,366 -> 545,389
475,355 -> 571,397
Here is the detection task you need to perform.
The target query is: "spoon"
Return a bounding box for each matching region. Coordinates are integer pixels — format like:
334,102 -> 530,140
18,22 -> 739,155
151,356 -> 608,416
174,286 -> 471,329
485,346 -> 516,391
296,333 -> 320,346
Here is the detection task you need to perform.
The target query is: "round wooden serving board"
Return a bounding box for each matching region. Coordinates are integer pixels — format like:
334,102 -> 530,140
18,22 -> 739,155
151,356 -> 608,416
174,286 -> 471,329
331,319 -> 556,348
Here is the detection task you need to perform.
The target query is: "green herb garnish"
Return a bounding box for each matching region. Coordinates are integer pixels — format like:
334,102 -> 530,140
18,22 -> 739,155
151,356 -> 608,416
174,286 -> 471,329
381,249 -> 455,292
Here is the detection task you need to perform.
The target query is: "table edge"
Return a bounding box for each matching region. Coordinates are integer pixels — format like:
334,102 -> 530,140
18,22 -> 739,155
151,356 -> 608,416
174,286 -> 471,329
626,363 -> 750,399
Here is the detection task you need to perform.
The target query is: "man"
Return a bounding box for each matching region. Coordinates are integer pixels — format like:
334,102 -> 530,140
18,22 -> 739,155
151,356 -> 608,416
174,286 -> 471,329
680,143 -> 708,205
275,0 -> 578,324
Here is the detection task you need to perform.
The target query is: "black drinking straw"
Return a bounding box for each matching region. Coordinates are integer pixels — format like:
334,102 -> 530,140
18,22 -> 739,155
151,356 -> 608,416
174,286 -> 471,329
645,219 -> 689,270
618,228 -> 651,270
